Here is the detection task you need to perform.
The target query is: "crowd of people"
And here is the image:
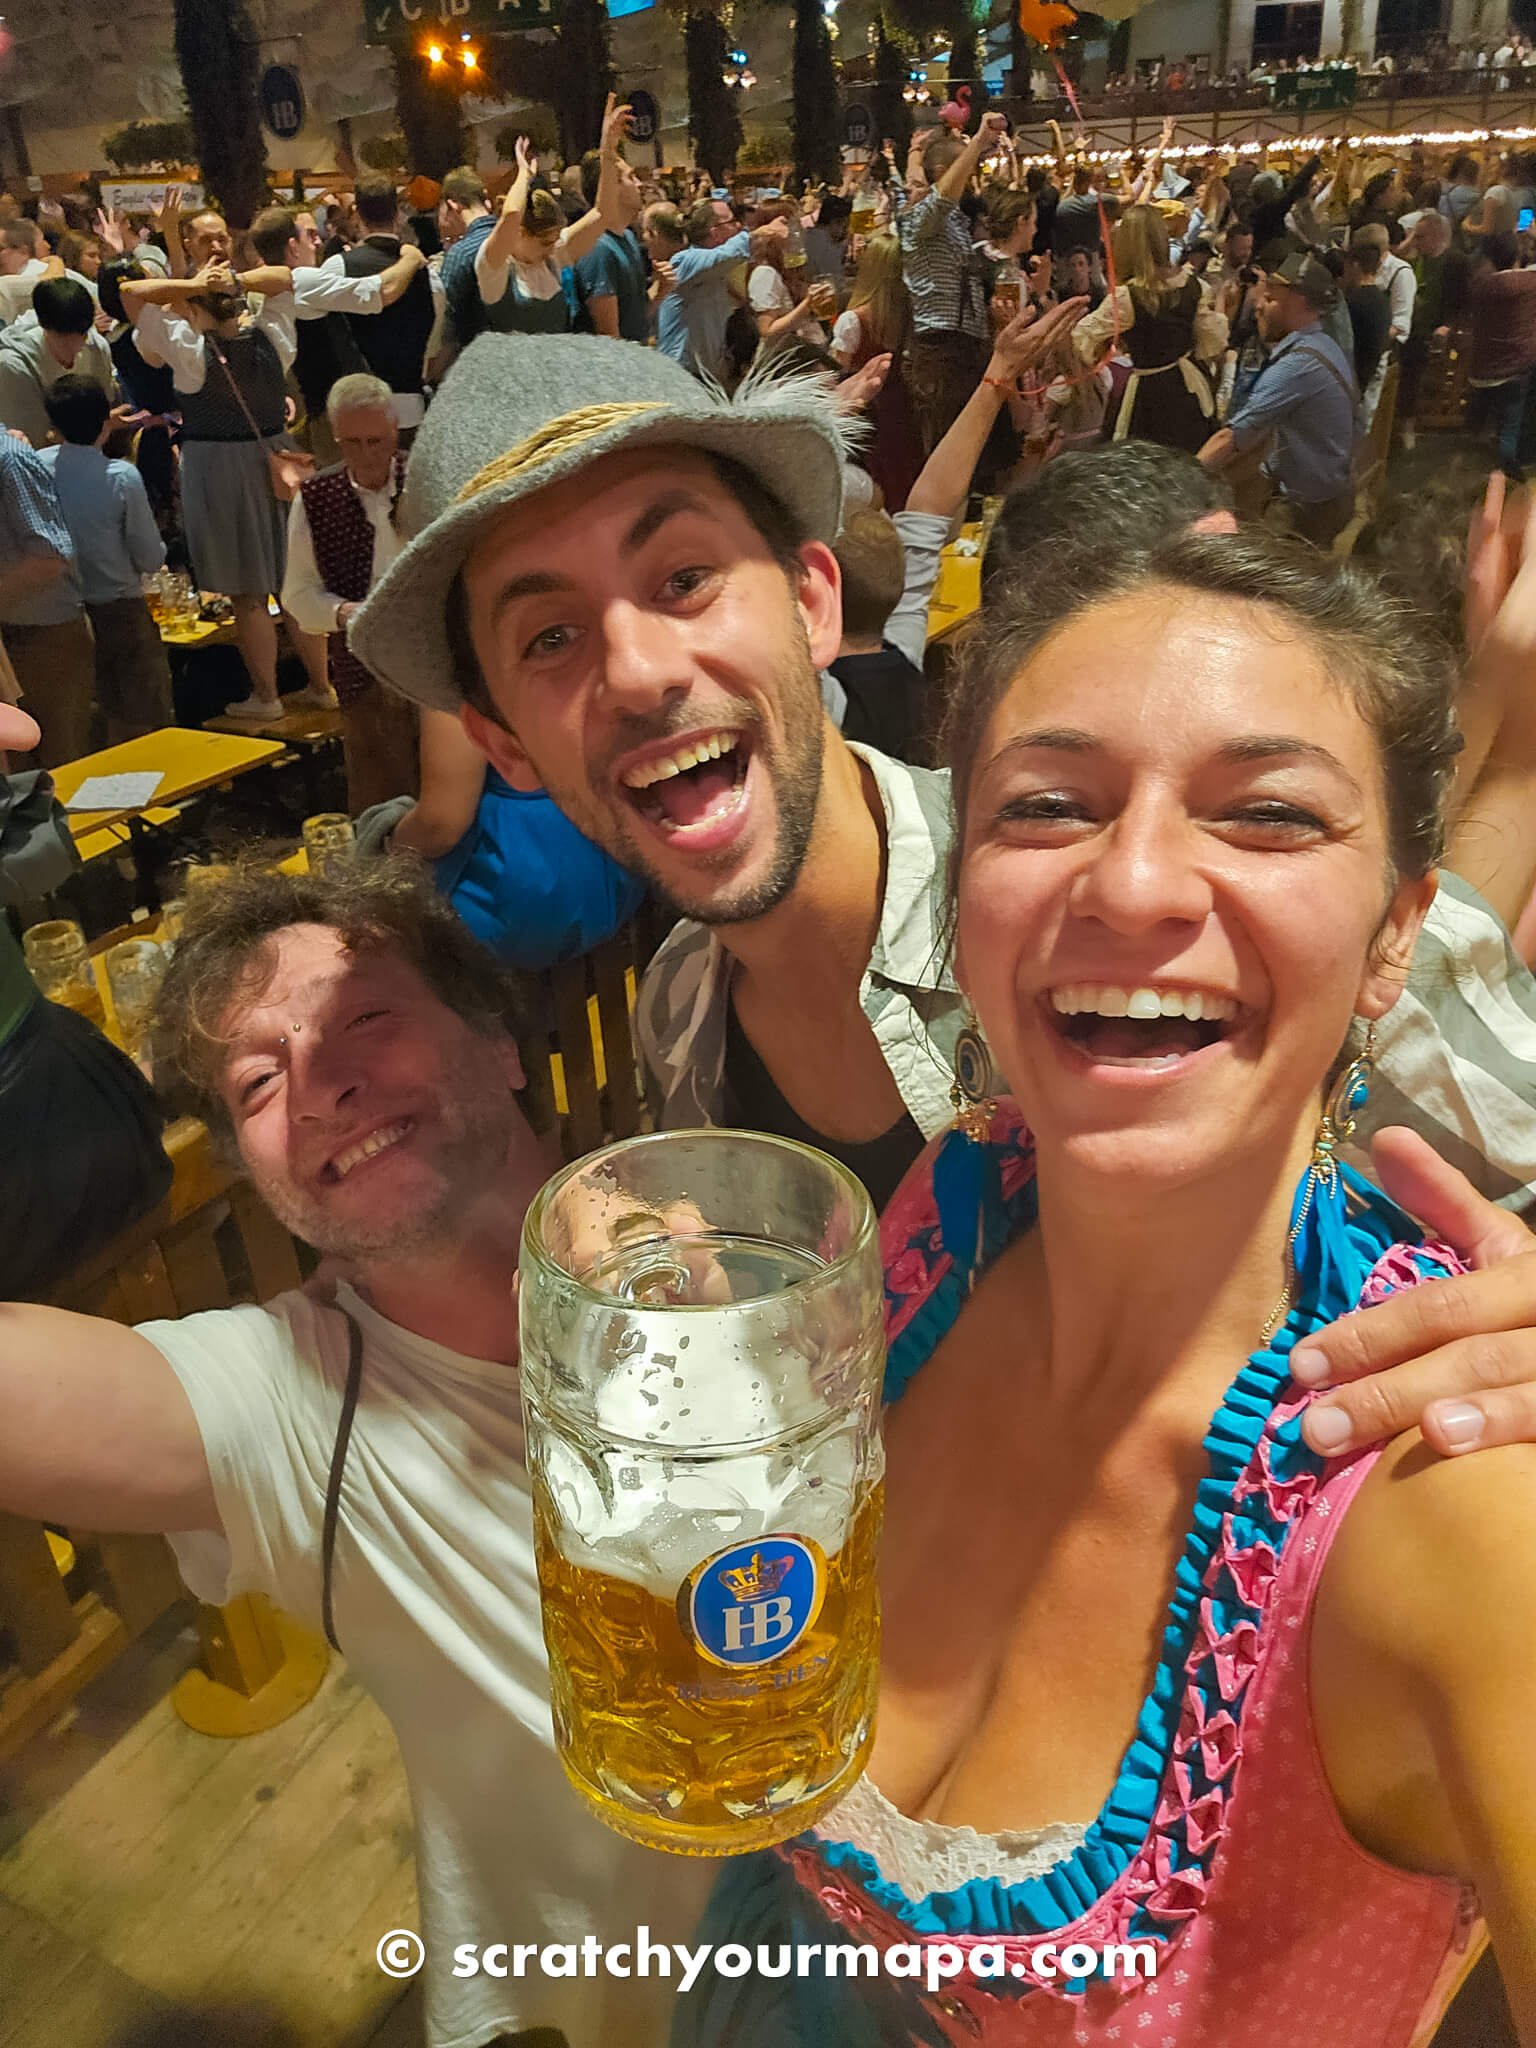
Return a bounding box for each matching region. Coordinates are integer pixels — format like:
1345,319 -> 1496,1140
7,89 -> 1536,2048
1083,33 -> 1536,98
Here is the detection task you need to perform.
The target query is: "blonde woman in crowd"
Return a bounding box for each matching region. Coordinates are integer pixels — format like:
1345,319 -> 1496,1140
834,230 -> 922,508
1073,203 -> 1227,451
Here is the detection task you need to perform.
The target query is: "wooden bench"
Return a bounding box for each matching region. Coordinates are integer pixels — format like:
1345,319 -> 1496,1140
1335,358 -> 1400,560
203,706 -> 343,816
522,903 -> 671,1159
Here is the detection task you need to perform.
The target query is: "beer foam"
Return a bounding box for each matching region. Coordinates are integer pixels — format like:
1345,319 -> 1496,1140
541,1344 -> 862,1599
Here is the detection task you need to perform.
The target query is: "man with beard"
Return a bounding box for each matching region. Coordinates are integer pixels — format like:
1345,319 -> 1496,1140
351,332 -> 1536,1477
1198,250 -> 1359,547
0,854 -> 712,2048
351,329 -> 971,1210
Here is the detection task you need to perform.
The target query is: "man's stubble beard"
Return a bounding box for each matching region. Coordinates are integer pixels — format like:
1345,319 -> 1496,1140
255,1049 -> 523,1265
537,629 -> 828,931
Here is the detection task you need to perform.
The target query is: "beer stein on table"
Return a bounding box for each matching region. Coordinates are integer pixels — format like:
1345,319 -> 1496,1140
102,936 -> 167,1062
23,920 -> 105,1030
302,813 -> 356,876
519,1129 -> 886,1856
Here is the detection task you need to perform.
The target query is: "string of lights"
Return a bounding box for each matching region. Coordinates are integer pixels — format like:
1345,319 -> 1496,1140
1005,126 -> 1536,166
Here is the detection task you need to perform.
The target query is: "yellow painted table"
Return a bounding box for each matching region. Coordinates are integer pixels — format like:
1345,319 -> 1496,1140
53,728 -> 286,841
926,524 -> 984,646
158,611 -> 236,652
73,806 -> 183,864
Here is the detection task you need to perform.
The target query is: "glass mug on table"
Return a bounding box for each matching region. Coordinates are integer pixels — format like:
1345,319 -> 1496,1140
519,1129 -> 886,1856
103,936 -> 167,1062
302,813 -> 356,876
22,919 -> 106,1030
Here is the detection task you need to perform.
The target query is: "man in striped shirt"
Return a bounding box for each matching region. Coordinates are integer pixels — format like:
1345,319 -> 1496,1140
896,111 -> 1009,452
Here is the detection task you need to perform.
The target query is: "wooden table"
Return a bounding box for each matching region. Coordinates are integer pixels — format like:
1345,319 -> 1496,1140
53,729 -> 286,841
927,524 -> 984,646
53,730 -> 287,913
73,807 -> 182,866
158,611 -> 236,652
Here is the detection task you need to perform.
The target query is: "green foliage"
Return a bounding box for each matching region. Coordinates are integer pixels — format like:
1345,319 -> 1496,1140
881,0 -> 974,50
492,112 -> 560,162
739,126 -> 793,170
358,131 -> 409,174
552,0 -> 616,157
101,118 -> 196,171
872,20 -> 913,160
171,0 -> 268,228
482,1 -> 612,161
791,0 -> 840,187
390,45 -> 467,182
685,11 -> 744,182
948,25 -> 989,117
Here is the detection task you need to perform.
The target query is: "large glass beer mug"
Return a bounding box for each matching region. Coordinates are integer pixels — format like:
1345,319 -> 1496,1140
519,1130 -> 886,1856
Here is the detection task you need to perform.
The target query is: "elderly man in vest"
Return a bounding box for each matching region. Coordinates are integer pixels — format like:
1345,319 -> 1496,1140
280,373 -> 414,811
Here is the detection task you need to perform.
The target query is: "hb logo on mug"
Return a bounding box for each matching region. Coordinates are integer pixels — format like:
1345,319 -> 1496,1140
682,1537 -> 826,1668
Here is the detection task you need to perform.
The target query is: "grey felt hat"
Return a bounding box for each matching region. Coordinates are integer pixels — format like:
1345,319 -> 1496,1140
348,333 -> 849,716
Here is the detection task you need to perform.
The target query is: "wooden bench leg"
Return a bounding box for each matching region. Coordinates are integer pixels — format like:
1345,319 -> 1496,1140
170,1594 -> 329,1737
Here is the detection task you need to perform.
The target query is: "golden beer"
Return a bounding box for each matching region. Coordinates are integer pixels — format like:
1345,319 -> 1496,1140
533,1478 -> 882,1855
519,1131 -> 888,1858
48,978 -> 108,1031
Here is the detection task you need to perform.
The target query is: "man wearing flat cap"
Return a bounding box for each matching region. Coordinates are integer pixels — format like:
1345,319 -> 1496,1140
1197,249 -> 1360,547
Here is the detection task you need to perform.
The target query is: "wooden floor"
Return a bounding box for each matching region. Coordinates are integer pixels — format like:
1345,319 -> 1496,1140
0,1607 -> 422,2048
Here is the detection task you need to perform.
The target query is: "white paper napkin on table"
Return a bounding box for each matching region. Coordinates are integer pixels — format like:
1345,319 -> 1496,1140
65,772 -> 164,812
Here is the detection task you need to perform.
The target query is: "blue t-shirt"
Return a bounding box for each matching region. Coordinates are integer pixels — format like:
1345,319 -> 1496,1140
441,214 -> 497,351
435,771 -> 646,971
572,228 -> 650,344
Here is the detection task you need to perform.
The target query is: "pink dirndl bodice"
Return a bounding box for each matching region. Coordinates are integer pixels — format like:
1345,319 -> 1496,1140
760,1111 -> 1485,2047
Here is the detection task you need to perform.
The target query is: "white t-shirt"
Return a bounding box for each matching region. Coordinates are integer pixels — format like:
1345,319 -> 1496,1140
140,1282 -> 712,2048
0,258 -> 47,327
747,264 -> 826,346
832,307 -> 864,359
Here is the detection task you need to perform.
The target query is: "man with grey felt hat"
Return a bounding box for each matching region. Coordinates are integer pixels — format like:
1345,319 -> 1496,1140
1198,249 -> 1359,549
350,326 -> 997,1207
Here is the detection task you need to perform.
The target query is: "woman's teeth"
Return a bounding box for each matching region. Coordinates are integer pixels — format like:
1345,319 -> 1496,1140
1051,986 -> 1238,1024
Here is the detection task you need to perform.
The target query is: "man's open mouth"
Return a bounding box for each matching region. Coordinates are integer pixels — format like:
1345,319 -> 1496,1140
323,1117 -> 415,1184
618,729 -> 751,838
1047,985 -> 1242,1070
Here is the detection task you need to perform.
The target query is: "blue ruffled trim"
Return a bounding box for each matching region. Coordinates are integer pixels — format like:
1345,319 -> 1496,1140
816,1149 -> 1434,1962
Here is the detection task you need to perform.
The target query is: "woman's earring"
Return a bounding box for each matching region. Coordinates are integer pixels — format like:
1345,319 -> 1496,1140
1312,1018 -> 1379,1183
950,1016 -> 996,1144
